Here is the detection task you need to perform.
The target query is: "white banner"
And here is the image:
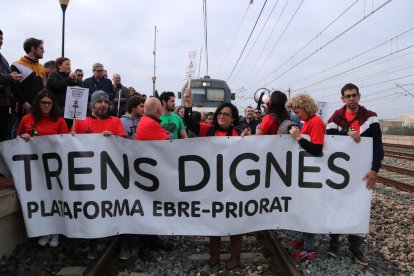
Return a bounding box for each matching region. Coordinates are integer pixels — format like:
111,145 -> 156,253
0,135 -> 372,238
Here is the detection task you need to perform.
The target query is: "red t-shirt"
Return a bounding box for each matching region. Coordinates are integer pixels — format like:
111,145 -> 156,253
74,116 -> 126,136
198,123 -> 240,137
300,115 -> 325,145
345,110 -> 360,132
17,114 -> 69,137
258,114 -> 278,134
135,115 -> 168,140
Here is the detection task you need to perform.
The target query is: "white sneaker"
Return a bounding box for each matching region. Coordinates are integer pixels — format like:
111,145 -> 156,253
49,234 -> 59,247
38,235 -> 51,246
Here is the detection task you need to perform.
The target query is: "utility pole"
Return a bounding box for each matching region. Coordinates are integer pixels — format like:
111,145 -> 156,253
288,87 -> 291,99
152,26 -> 157,97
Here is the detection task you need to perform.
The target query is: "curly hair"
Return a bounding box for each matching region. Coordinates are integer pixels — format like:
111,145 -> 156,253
285,93 -> 318,116
31,89 -> 62,122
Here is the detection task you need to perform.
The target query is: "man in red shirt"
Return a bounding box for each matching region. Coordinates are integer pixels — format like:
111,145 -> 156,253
72,90 -> 128,260
134,97 -> 173,261
135,97 -> 168,140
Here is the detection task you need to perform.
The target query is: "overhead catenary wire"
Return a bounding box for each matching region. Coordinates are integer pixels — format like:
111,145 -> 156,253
226,0 -> 268,82
250,0 -> 360,90
294,43 -> 414,95
296,58 -> 414,97
290,28 -> 414,91
258,0 -> 394,89
215,1 -> 253,76
230,0 -> 281,82
241,0 -> 290,88
246,0 -> 305,87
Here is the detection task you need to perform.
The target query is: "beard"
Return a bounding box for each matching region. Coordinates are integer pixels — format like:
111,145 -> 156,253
93,107 -> 109,118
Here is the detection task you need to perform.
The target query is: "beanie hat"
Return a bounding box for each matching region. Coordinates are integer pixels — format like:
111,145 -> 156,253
90,90 -> 109,108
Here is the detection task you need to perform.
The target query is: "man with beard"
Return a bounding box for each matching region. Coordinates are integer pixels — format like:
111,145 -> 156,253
159,91 -> 187,139
240,106 -> 258,134
10,38 -> 46,121
71,90 -> 128,260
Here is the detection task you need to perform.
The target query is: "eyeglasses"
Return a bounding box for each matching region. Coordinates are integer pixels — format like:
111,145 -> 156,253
77,74 -> 83,77
255,111 -> 261,114
217,112 -> 231,118
40,101 -> 53,106
343,93 -> 359,99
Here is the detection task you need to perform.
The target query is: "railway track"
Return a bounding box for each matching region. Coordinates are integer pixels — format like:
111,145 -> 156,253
378,164 -> 414,192
82,232 -> 301,275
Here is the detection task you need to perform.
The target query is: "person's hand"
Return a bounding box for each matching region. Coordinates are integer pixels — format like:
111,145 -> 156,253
184,88 -> 192,107
289,126 -> 301,141
20,133 -> 31,142
69,72 -> 78,81
363,170 -> 377,190
22,102 -> 31,114
348,130 -> 361,143
10,71 -> 23,81
103,131 -> 112,136
241,127 -> 251,138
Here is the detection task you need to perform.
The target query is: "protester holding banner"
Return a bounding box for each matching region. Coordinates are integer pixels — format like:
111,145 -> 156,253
256,91 -> 296,135
285,93 -> 325,262
325,83 -> 384,266
71,90 -> 127,260
17,89 -> 68,247
135,97 -> 168,140
184,88 -> 248,270
120,95 -> 145,139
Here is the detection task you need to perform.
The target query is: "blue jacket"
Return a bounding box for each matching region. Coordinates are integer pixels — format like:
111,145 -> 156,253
83,76 -> 115,101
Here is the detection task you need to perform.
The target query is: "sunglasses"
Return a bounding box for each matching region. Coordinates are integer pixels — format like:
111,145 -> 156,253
77,74 -> 83,77
343,93 -> 358,99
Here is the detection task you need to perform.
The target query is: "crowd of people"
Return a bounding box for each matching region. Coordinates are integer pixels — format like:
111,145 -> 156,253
0,32 -> 384,269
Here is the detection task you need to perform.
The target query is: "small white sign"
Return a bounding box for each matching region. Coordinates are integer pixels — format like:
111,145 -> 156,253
64,86 -> 89,120
317,101 -> 329,123
184,48 -> 201,79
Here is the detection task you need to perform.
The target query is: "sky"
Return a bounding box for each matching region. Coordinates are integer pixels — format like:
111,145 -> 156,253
1,0 -> 413,120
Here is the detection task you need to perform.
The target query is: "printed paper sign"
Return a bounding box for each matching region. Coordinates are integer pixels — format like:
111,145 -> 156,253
64,86 -> 89,120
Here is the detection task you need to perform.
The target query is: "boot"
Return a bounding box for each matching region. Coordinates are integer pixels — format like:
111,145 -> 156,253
208,236 -> 221,266
227,235 -> 242,270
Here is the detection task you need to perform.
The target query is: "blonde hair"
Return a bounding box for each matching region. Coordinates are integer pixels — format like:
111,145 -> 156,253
285,93 -> 318,116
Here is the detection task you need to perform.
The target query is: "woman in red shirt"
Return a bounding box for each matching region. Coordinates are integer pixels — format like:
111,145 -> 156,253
183,89 -> 248,270
285,93 -> 325,262
17,89 -> 68,247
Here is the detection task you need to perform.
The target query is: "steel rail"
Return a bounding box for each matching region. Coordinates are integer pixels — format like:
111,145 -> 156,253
262,230 -> 301,276
84,238 -> 119,276
383,143 -> 414,150
384,150 -> 414,159
384,152 -> 414,161
381,164 -> 414,176
377,176 -> 414,193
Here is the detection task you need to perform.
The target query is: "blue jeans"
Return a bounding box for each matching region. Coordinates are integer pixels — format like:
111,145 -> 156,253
303,232 -> 315,251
